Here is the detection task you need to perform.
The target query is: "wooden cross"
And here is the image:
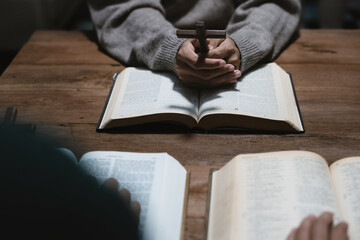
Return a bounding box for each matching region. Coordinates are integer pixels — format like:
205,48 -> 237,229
176,21 -> 226,53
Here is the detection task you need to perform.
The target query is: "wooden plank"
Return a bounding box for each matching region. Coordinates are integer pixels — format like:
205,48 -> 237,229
0,65 -> 121,91
277,30 -> 360,64
11,41 -> 120,66
280,63 -> 360,89
28,30 -> 98,43
185,218 -> 205,240
7,30 -> 120,67
1,63 -> 358,91
9,123 -> 355,165
0,91 -> 108,124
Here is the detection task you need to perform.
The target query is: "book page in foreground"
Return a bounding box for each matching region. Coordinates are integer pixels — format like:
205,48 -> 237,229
79,151 -> 186,240
152,154 -> 187,240
112,68 -> 199,120
208,151 -> 340,240
330,157 -> 360,240
207,156 -> 241,240
199,64 -> 280,120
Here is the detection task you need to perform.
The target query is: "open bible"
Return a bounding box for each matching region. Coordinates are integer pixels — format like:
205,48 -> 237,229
206,151 -> 360,240
97,63 -> 304,133
65,150 -> 190,240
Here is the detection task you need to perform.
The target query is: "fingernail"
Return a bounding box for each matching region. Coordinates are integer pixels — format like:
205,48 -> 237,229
228,65 -> 234,71
234,70 -> 241,78
219,60 -> 226,66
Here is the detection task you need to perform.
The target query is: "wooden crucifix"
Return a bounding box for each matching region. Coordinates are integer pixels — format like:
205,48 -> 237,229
176,21 -> 226,53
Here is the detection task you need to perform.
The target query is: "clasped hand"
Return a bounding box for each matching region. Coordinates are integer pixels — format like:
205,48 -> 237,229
175,37 -> 241,88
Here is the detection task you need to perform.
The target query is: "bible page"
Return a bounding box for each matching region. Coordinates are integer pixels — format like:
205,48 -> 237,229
207,155 -> 241,240
199,63 -> 281,120
79,151 -> 186,240
198,63 -> 303,131
330,157 -> 360,240
208,151 -> 340,240
100,68 -> 198,128
148,154 -> 187,240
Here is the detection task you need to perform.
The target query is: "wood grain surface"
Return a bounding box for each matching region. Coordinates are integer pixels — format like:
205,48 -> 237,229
1,29 -> 359,240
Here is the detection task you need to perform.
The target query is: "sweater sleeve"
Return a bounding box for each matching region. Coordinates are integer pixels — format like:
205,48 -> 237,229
88,0 -> 185,73
227,0 -> 301,72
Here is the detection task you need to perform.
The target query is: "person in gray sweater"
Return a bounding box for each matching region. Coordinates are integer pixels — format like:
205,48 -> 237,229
88,0 -> 301,88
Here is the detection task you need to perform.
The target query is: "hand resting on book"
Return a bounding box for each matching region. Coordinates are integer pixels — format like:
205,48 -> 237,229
287,212 -> 349,240
175,37 -> 241,88
102,177 -> 141,224
0,126 -> 140,239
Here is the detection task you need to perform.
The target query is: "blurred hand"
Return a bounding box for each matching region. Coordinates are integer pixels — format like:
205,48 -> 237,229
102,178 -> 141,223
175,38 -> 241,88
287,212 -> 349,240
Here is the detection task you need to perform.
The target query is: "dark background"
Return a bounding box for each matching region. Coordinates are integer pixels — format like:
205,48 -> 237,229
0,0 -> 359,75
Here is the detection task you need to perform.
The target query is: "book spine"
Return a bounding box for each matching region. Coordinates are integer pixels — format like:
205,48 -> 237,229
288,72 -> 305,133
96,73 -> 118,132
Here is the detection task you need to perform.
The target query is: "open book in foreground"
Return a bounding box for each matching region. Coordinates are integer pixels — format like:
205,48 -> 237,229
206,151 -> 360,240
97,63 -> 304,133
66,150 -> 190,240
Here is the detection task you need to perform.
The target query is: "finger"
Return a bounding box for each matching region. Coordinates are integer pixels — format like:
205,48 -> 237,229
227,54 -> 241,70
175,60 -> 227,81
177,39 -> 228,70
187,38 -> 211,55
294,215 -> 316,240
208,38 -> 225,50
194,38 -> 215,52
330,222 -> 349,240
177,62 -> 237,83
182,69 -> 240,88
208,39 -> 237,59
208,43 -> 214,50
190,38 -> 200,52
130,201 -> 141,220
206,39 -> 212,50
102,178 -> 119,192
311,212 -> 333,240
183,63 -> 235,80
193,57 -> 226,70
119,188 -> 131,204
178,48 -> 225,70
179,55 -> 226,70
177,42 -> 198,63
206,70 -> 241,87
287,228 -> 298,240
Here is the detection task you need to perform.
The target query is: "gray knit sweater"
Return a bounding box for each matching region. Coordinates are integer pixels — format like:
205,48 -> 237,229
88,0 -> 301,73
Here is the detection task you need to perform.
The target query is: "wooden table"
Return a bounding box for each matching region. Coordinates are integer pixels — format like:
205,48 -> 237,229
1,29 -> 359,239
